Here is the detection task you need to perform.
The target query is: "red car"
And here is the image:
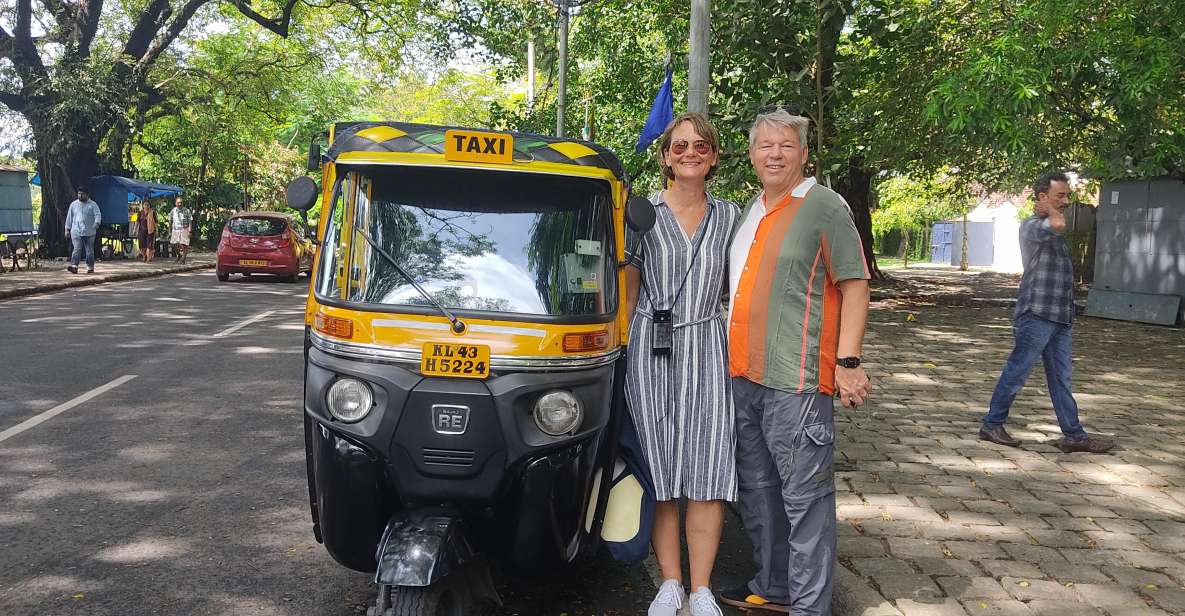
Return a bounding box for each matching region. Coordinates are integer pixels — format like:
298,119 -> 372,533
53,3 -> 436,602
216,212 -> 315,282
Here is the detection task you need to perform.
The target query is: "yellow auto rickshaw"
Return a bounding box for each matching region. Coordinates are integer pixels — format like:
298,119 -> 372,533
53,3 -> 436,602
284,121 -> 655,616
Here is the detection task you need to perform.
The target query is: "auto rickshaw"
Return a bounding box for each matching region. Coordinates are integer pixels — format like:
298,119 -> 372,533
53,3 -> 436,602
284,121 -> 656,616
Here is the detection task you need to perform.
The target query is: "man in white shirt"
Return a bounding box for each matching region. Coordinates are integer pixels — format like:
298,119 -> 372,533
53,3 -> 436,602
64,187 -> 101,274
169,197 -> 192,263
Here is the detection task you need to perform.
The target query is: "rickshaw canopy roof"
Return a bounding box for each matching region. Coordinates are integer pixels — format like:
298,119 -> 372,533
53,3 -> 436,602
327,122 -> 627,182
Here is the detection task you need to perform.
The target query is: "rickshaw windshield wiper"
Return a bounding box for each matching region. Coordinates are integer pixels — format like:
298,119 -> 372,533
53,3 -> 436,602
353,229 -> 467,334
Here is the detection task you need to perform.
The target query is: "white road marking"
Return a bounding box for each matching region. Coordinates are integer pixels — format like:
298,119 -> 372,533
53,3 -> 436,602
0,375 -> 138,444
212,310 -> 275,338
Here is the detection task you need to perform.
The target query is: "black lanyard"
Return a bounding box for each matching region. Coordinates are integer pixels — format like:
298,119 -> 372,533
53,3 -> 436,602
642,203 -> 713,313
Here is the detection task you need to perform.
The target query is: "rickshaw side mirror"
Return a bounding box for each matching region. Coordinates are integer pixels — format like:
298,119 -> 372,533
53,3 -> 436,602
625,196 -> 656,232
286,177 -> 318,212
307,143 -> 322,172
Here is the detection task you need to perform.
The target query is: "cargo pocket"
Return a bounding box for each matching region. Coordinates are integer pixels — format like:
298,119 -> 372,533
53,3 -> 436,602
804,422 -> 833,447
794,422 -> 835,499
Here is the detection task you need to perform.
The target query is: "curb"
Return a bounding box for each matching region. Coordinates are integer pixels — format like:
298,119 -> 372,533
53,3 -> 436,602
0,262 -> 214,301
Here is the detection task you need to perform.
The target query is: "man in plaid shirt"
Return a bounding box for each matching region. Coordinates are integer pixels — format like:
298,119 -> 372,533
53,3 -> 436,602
980,171 -> 1113,453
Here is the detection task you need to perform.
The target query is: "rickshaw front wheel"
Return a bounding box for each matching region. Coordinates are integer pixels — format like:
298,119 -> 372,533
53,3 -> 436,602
373,578 -> 477,616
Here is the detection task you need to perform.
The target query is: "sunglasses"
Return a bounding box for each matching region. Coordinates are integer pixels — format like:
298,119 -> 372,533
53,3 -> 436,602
670,140 -> 712,155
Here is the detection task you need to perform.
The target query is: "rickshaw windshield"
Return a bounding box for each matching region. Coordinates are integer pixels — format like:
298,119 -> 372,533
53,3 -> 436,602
316,165 -> 618,320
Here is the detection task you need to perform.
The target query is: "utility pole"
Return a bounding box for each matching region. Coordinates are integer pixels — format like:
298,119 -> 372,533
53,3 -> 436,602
527,40 -> 536,108
555,0 -> 569,136
688,0 -> 711,114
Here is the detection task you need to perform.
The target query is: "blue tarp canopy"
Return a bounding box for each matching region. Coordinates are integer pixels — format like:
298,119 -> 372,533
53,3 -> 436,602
30,174 -> 184,225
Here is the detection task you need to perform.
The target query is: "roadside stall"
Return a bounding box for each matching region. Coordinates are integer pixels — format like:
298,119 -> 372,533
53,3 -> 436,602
30,174 -> 184,260
87,175 -> 184,259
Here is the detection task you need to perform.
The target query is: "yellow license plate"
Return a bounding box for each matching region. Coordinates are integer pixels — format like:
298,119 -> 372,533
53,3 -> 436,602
421,342 -> 490,379
239,259 -> 269,266
444,129 -> 513,165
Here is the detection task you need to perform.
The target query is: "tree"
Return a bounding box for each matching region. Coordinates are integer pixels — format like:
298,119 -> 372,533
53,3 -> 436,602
845,0 -> 1185,188
871,171 -> 969,267
129,24 -> 365,241
0,0 -> 430,254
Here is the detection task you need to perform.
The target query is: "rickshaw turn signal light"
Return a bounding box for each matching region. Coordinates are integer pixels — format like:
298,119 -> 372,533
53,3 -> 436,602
562,330 -> 609,353
315,313 -> 354,339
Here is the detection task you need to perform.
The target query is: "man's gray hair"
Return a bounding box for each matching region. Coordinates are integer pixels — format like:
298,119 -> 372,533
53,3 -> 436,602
748,108 -> 810,150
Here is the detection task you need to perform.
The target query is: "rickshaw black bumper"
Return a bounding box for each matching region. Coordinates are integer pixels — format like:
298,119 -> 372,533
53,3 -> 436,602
303,343 -> 618,572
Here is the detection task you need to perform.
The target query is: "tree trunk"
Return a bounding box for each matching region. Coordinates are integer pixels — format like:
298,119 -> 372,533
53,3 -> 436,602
837,158 -> 882,280
37,147 -> 100,257
901,227 -> 910,268
28,106 -> 102,256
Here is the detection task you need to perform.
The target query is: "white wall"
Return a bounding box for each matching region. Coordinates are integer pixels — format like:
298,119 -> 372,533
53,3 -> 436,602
967,199 -> 1023,272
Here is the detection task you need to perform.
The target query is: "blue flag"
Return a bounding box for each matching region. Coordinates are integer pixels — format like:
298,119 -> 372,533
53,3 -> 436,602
635,69 -> 674,152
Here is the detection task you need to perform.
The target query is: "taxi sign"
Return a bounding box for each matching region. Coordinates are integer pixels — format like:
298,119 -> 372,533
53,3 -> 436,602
444,130 -> 514,165
421,342 -> 491,379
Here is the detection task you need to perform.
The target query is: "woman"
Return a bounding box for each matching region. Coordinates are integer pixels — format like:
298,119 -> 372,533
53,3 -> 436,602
625,112 -> 738,616
138,201 -> 157,262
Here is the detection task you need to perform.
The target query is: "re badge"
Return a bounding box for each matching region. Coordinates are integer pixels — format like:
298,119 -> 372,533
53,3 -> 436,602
444,129 -> 514,165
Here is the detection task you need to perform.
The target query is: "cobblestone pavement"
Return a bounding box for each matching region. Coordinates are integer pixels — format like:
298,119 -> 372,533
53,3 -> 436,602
835,296 -> 1185,616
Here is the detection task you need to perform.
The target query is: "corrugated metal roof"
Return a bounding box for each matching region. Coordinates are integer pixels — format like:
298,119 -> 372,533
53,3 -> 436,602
0,164 -> 32,173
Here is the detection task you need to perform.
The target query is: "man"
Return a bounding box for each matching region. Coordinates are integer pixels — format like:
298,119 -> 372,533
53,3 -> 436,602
169,196 -> 192,263
980,171 -> 1112,453
64,187 -> 101,274
721,109 -> 871,615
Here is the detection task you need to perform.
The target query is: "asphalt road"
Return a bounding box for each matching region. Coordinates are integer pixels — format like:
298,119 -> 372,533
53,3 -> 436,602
0,271 -> 730,616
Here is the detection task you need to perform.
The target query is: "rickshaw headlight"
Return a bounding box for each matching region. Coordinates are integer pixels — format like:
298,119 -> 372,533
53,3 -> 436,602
533,391 -> 583,436
326,378 -> 373,423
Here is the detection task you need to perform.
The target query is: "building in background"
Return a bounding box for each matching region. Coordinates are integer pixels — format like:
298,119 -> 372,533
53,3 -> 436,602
1088,178 -> 1185,326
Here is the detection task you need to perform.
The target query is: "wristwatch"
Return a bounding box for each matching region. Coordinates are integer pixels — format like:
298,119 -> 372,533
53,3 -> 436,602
836,356 -> 861,369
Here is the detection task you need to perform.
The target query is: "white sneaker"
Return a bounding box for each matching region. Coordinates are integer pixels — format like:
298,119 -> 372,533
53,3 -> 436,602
688,587 -> 724,616
648,579 -> 685,616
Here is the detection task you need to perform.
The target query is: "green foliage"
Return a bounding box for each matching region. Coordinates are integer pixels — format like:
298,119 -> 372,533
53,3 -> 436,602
364,69 -> 520,126
131,23 -> 365,240
872,171 -> 970,237
848,0 -> 1185,187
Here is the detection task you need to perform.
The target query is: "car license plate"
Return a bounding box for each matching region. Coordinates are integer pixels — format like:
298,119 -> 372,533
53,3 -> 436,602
239,259 -> 269,266
421,342 -> 490,379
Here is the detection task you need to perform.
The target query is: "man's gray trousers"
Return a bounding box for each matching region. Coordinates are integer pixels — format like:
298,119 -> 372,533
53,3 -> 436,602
733,376 -> 837,616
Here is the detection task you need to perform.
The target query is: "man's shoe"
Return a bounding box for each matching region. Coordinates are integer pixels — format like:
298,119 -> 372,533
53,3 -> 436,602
979,424 -> 1021,447
719,584 -> 789,613
1057,435 -> 1114,453
66,265 -> 77,274
689,587 -> 724,616
86,268 -> 94,274
648,579 -> 685,616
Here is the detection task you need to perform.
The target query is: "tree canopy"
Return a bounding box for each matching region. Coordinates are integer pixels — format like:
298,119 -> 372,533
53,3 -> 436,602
2,0 -> 1181,261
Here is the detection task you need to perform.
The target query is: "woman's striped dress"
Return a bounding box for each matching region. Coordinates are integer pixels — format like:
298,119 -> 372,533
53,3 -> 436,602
625,191 -> 739,502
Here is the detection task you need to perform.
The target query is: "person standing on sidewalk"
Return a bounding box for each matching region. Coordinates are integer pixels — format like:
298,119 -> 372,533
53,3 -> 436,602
64,187 -> 101,274
625,113 -> 738,616
169,197 -> 192,263
138,201 -> 157,262
980,171 -> 1113,453
721,108 -> 871,615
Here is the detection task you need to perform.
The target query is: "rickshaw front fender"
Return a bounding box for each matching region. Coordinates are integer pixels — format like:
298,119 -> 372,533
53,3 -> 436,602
374,509 -> 475,587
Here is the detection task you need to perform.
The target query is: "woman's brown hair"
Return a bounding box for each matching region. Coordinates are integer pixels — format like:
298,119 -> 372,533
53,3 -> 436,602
656,112 -> 722,181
